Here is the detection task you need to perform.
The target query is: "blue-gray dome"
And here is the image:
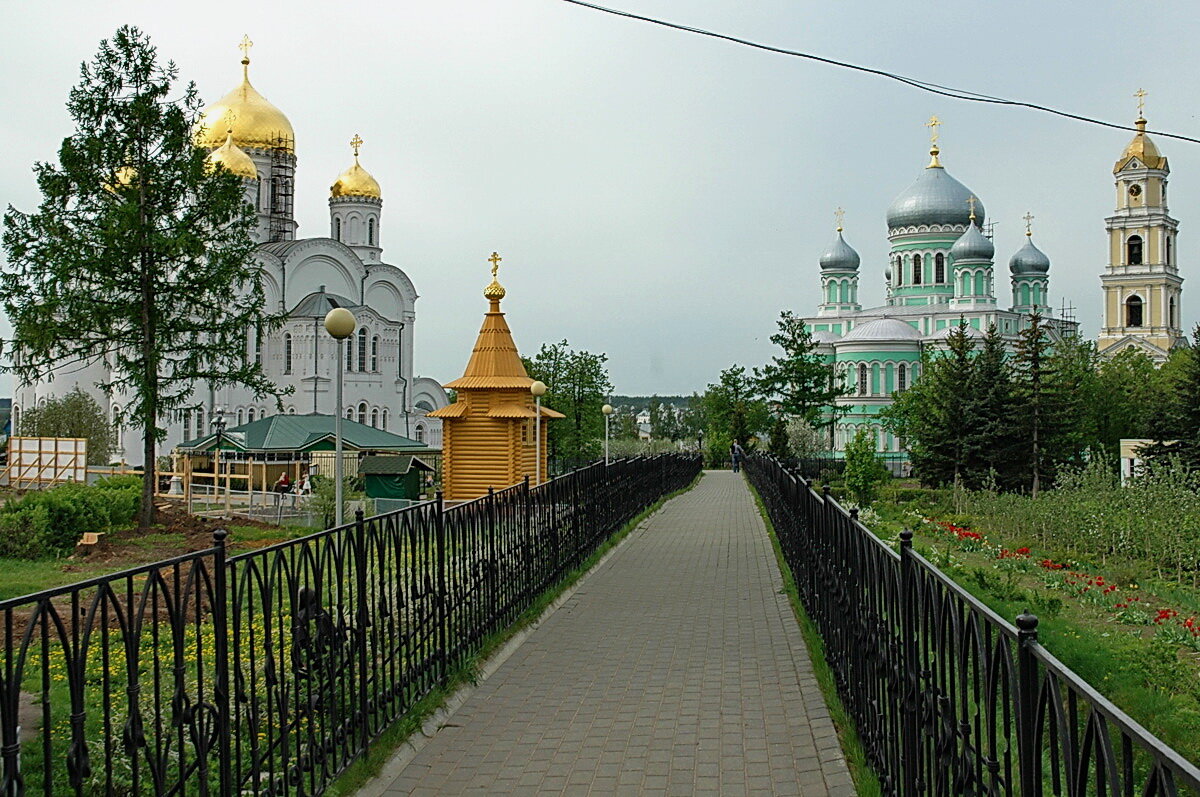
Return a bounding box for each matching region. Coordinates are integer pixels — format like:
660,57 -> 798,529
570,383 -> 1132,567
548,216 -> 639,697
887,166 -> 984,230
950,222 -> 994,262
819,232 -> 860,272
1009,237 -> 1050,275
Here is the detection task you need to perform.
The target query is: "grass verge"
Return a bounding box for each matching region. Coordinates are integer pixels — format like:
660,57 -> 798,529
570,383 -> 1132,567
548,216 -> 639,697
747,479 -> 883,797
326,474 -> 702,796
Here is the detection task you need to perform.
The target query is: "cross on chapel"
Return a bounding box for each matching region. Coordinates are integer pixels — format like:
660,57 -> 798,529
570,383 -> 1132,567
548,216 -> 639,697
1023,212 -> 1035,236
1134,87 -> 1147,117
350,134 -> 363,158
489,251 -> 502,279
834,207 -> 845,232
239,35 -> 253,61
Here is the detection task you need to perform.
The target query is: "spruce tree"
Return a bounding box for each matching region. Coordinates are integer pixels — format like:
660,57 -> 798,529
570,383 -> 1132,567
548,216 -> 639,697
2,27 -> 282,527
1012,310 -> 1052,496
882,318 -> 976,487
1043,332 -> 1102,478
966,324 -> 1018,488
1146,324 -> 1200,469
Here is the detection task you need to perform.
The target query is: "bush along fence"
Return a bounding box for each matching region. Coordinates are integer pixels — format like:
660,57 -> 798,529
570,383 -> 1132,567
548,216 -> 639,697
0,454 -> 700,796
745,453 -> 1200,797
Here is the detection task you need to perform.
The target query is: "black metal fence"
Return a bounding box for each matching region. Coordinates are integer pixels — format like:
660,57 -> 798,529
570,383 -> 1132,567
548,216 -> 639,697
0,454 -> 699,796
746,453 -> 1200,796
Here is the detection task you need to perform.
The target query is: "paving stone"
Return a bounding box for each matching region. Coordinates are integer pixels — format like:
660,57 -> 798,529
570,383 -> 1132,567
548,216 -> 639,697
363,472 -> 855,795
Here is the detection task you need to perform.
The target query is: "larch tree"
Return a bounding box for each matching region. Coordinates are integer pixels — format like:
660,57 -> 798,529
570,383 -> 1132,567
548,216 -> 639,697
1,27 -> 282,527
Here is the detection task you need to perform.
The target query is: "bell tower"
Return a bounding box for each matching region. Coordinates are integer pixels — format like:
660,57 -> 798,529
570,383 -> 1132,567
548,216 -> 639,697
1098,90 -> 1184,361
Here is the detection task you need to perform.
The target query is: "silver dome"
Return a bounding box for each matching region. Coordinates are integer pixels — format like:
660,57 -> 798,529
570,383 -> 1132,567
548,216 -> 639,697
819,232 -> 860,272
949,222 -> 994,262
887,166 -> 984,230
841,317 -> 923,343
1009,237 -> 1050,275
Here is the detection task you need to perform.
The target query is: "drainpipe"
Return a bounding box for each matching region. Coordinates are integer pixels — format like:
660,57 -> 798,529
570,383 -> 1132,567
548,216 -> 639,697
398,321 -> 410,438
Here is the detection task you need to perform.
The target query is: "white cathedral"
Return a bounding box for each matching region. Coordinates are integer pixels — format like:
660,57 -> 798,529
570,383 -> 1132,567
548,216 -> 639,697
12,40 -> 449,461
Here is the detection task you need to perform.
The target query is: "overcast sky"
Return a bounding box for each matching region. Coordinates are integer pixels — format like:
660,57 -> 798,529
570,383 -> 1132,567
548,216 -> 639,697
2,0 -> 1197,396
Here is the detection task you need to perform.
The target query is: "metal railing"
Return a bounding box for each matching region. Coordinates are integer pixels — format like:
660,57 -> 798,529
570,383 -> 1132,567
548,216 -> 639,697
745,453 -> 1200,796
0,454 -> 700,795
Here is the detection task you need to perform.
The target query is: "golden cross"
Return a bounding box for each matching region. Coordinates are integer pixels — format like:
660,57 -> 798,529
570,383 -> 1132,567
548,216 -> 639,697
221,109 -> 237,135
834,206 -> 845,232
1134,87 -> 1147,117
1023,211 -> 1034,236
350,134 -> 363,158
488,251 -> 502,279
966,195 -> 977,220
239,35 -> 254,61
926,114 -> 941,146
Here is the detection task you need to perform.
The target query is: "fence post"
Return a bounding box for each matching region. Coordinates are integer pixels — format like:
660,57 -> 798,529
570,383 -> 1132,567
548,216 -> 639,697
435,490 -> 447,682
1016,611 -> 1041,794
211,528 -> 233,796
899,529 -> 920,794
353,509 -> 370,756
487,487 -> 497,633
523,475 -> 533,602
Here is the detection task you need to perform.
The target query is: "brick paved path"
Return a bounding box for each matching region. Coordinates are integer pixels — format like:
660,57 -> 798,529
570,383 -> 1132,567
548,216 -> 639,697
365,470 -> 855,796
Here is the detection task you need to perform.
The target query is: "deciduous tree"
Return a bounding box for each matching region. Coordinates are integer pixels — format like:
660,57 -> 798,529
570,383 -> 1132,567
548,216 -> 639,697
18,388 -> 118,465
522,339 -> 613,461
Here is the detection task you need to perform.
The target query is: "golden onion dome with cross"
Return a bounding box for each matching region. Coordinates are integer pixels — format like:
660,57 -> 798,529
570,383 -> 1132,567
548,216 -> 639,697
484,252 -> 506,301
330,134 -> 382,199
195,36 -> 295,154
206,132 -> 258,179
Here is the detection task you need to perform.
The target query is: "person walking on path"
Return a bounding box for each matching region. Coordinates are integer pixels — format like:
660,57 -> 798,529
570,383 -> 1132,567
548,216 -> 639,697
730,440 -> 746,473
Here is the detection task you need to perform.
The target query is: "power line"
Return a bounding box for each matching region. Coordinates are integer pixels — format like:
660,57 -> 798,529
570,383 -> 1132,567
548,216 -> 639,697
558,0 -> 1200,146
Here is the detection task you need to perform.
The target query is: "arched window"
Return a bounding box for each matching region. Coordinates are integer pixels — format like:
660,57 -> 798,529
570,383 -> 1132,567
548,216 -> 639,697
247,407 -> 256,423
368,218 -> 376,246
1127,235 -> 1143,265
857,363 -> 868,396
1125,295 -> 1144,327
287,406 -> 296,414
346,336 -> 354,371
370,408 -> 379,428
415,425 -> 425,444
346,407 -> 354,420
334,217 -> 342,241
1166,235 -> 1173,265
1170,296 -> 1177,328
912,254 -> 923,285
382,408 -> 389,430
237,408 -> 244,426
897,364 -> 907,392
357,328 -> 368,372
196,407 -> 205,438
253,328 -> 263,366
358,402 -> 368,425
182,408 -> 191,442
935,253 -> 945,283
371,335 -> 380,371
284,333 -> 293,374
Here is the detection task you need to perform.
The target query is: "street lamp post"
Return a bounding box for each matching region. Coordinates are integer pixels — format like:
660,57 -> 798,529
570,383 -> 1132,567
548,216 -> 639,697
324,307 -> 357,526
602,403 -> 613,465
212,407 -> 226,509
530,381 -> 547,485
697,429 -> 705,466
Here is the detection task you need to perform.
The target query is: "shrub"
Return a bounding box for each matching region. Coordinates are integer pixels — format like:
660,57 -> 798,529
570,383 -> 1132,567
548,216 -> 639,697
0,479 -> 141,558
0,505 -> 52,559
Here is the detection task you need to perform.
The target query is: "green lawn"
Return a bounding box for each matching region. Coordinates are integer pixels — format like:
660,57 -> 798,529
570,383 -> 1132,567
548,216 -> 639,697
0,523 -> 314,603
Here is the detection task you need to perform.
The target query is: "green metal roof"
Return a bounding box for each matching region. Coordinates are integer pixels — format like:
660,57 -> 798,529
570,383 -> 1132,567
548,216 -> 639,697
358,455 -> 435,475
179,413 -> 431,453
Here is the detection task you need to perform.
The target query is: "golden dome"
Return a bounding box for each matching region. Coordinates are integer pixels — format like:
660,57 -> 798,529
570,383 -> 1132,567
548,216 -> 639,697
330,135 -> 381,198
206,132 -> 258,179
195,43 -> 294,154
1114,118 -> 1166,173
484,279 -> 506,301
